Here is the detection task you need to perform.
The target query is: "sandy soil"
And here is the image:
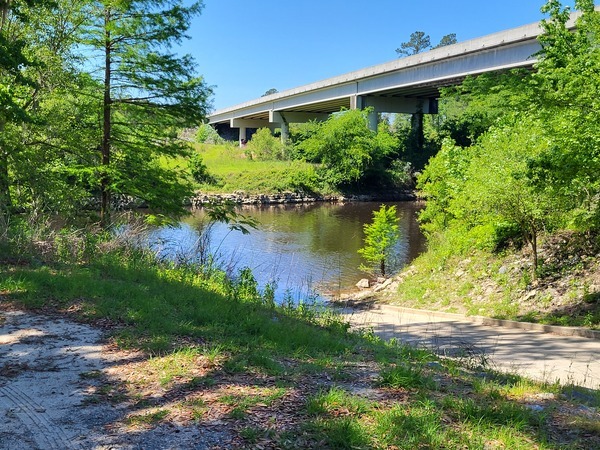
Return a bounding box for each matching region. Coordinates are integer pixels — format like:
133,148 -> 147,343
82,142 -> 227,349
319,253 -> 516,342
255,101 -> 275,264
0,309 -> 231,450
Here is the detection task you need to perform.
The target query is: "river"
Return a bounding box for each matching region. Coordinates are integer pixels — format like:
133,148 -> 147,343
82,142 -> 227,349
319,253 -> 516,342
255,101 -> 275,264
144,201 -> 425,302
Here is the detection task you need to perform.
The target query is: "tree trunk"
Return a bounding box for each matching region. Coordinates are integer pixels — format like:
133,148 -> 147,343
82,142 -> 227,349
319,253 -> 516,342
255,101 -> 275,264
525,225 -> 539,279
410,107 -> 424,150
0,120 -> 12,222
531,227 -> 538,276
100,7 -> 112,227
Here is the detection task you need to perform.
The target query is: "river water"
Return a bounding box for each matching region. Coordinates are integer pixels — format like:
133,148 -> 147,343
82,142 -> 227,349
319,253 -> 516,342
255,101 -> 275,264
145,201 -> 425,301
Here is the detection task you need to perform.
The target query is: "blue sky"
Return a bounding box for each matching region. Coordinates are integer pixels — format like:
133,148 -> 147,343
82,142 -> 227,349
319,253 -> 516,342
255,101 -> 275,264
183,0 -> 578,112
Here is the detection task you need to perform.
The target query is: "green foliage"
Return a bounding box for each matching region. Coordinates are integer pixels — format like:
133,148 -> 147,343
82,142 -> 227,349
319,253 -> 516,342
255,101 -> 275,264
396,31 -> 457,57
188,153 -> 213,184
195,124 -> 224,145
358,205 -> 400,277
418,3 -> 600,271
528,0 -> 600,230
0,0 -> 213,227
417,138 -> 474,240
384,160 -> 413,188
0,0 -> 92,219
245,127 -> 286,160
296,109 -> 399,188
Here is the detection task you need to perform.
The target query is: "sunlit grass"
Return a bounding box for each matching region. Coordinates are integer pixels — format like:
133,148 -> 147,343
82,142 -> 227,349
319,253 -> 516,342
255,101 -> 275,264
193,143 -> 324,194
219,387 -> 287,419
306,386 -> 373,417
125,409 -> 170,427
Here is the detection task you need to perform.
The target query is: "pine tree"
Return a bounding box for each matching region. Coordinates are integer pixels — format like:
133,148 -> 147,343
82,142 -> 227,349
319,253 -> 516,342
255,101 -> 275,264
358,205 -> 401,277
83,0 -> 212,225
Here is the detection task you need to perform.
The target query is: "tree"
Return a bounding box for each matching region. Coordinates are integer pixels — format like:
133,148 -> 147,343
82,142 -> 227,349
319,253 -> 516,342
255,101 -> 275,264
0,0 -> 91,222
396,31 -> 457,56
358,205 -> 401,277
454,116 -> 557,272
396,31 -> 430,56
83,0 -> 212,225
416,1 -> 600,272
245,127 -> 285,160
527,0 -> 600,229
0,0 -> 40,217
295,108 -> 398,187
434,33 -> 457,48
262,88 -> 278,97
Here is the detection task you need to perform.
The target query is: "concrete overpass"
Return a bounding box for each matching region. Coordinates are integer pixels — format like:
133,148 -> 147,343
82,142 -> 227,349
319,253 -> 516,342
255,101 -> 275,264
208,11 -> 585,145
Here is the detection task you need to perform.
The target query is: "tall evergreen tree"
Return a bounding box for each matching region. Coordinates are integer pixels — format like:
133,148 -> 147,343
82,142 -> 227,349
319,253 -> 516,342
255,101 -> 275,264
83,0 -> 212,225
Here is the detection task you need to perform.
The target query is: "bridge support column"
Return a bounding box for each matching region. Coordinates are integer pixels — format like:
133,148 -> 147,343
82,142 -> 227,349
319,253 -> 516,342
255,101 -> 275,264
367,110 -> 378,132
280,121 -> 289,143
411,101 -> 424,150
271,112 -> 289,143
239,127 -> 247,147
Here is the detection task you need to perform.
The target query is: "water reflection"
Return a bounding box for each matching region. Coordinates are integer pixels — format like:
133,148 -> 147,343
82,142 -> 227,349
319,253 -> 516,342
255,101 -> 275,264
145,201 -> 425,301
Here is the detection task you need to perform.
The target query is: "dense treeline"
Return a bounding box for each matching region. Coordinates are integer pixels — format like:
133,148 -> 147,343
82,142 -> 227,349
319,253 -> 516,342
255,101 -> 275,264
0,0 -> 211,228
418,0 -> 600,272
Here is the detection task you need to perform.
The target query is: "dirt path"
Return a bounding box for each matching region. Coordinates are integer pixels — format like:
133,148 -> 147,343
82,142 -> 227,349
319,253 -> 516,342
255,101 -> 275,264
0,309 -> 230,450
340,304 -> 600,390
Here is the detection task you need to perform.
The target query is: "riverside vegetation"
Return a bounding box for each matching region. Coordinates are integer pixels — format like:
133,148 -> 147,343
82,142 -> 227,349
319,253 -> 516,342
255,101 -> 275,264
1,0 -> 600,447
376,0 -> 600,331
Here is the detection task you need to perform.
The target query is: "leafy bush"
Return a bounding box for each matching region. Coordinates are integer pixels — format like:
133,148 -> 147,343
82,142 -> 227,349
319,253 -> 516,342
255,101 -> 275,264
385,160 -> 414,188
295,109 -> 399,187
195,124 -> 224,144
245,128 -> 286,160
189,153 -> 214,184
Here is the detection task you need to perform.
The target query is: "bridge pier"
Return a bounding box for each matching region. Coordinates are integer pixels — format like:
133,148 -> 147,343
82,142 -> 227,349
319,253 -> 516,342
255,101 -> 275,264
231,118 -> 274,147
239,127 -> 247,146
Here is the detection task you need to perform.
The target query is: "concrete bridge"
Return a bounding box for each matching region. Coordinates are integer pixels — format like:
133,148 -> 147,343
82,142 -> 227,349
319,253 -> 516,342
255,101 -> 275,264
208,11 -> 584,145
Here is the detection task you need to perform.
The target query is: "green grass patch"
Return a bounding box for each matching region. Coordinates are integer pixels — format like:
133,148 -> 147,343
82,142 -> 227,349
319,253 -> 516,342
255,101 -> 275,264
306,387 -> 372,417
378,364 -> 436,390
193,143 -> 326,195
125,409 -> 170,427
303,417 -> 371,450
374,402 -> 450,449
219,388 -> 286,419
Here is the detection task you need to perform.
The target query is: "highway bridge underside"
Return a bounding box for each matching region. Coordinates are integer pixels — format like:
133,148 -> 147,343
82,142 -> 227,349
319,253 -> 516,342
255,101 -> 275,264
213,92 -> 440,146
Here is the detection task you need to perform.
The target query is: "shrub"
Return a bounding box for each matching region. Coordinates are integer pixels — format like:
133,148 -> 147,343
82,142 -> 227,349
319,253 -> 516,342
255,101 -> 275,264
189,153 -> 213,184
358,205 -> 401,277
195,124 -> 224,144
245,128 -> 286,160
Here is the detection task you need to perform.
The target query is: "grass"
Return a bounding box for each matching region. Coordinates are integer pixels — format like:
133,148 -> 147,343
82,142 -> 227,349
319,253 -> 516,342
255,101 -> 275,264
156,141 -> 328,195
1,237 -> 599,448
192,143 -> 326,195
306,387 -> 372,417
384,236 -> 600,329
125,409 -> 170,427
219,387 -> 287,419
378,364 -> 436,390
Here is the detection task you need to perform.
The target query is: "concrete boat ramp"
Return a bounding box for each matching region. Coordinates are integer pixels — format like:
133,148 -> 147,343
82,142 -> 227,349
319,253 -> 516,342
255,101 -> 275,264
340,304 -> 600,390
